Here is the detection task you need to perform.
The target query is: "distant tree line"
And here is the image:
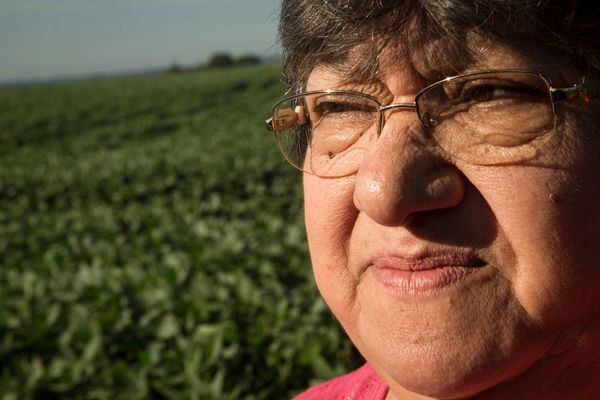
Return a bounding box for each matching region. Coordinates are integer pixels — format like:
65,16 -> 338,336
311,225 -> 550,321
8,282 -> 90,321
207,52 -> 261,68
166,52 -> 272,74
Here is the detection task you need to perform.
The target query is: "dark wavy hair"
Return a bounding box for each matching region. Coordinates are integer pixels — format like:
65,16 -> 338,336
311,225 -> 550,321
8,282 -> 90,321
279,0 -> 600,92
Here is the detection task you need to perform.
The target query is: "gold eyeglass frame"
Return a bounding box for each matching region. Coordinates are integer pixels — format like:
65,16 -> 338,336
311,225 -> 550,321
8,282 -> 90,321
265,69 -> 600,175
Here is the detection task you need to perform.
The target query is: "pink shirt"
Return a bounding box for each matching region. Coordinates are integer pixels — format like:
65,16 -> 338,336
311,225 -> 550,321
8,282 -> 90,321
293,364 -> 389,400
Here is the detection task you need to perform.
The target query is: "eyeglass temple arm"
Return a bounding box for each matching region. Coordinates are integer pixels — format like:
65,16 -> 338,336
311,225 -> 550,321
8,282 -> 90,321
551,76 -> 600,102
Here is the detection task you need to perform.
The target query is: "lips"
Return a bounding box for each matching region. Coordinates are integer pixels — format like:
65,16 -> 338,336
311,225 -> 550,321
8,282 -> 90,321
373,253 -> 486,271
369,252 -> 487,295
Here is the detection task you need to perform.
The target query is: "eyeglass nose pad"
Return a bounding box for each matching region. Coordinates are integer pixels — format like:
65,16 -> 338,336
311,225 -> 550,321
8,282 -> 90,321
272,106 -> 307,130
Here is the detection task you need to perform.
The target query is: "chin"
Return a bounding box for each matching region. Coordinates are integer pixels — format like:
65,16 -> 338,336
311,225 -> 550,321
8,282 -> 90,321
335,278 -> 554,399
354,321 -> 553,398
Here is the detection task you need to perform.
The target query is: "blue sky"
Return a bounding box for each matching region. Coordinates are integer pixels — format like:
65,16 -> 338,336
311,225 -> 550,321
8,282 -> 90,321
0,0 -> 281,83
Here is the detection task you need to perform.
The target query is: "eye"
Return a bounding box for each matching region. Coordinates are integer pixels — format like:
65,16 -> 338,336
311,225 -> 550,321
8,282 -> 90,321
314,98 -> 377,116
451,79 -> 546,104
317,100 -> 350,113
306,93 -> 379,166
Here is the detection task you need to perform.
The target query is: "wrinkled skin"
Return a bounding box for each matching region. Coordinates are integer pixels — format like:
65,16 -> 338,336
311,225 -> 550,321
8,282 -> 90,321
303,37 -> 600,399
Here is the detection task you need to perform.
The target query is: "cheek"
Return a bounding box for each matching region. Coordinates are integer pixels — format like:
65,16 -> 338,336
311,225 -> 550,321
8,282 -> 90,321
304,174 -> 359,319
470,153 -> 600,325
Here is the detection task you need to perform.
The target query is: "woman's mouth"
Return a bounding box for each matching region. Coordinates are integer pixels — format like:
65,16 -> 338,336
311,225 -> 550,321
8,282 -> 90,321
370,253 -> 487,295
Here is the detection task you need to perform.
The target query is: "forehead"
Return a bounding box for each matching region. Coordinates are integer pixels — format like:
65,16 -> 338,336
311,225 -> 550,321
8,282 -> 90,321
307,32 -> 565,89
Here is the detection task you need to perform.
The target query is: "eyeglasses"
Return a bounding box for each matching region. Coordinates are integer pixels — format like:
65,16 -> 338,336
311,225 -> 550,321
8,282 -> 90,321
265,69 -> 599,178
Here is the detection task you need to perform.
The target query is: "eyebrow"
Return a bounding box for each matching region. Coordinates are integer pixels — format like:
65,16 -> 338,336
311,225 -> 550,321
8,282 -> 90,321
331,48 -> 474,85
316,35 -> 524,89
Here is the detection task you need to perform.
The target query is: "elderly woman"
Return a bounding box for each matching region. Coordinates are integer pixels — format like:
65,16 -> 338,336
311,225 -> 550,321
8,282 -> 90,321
266,0 -> 600,398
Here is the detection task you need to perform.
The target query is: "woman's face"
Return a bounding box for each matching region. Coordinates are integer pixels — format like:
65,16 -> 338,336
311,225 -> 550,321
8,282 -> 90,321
303,40 -> 600,398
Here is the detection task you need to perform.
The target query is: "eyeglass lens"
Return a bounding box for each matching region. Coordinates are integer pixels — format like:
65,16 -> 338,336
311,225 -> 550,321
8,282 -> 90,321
272,71 -> 556,177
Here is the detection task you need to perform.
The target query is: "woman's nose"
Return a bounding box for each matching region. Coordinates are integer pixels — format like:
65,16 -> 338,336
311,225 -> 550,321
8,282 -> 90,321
353,113 -> 465,226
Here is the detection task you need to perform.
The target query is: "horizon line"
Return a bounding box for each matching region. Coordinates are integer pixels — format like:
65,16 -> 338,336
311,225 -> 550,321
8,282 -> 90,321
0,54 -> 282,88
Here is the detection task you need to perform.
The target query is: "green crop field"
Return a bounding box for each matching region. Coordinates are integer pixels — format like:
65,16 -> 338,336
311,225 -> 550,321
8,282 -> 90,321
0,65 -> 362,399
